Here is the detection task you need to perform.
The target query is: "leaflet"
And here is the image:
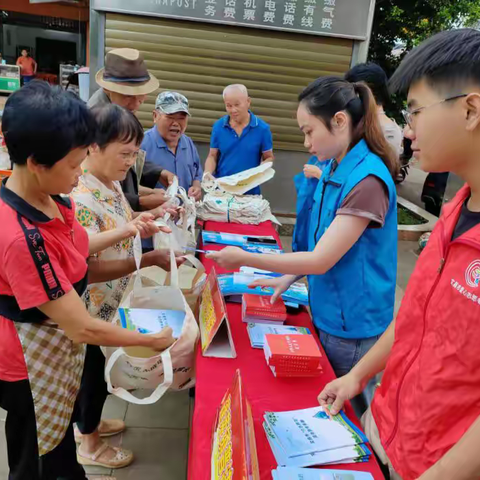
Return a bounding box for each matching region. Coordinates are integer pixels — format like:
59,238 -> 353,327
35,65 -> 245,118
265,407 -> 368,457
202,231 -> 283,254
118,308 -> 185,338
218,273 -> 308,306
247,323 -> 311,349
264,422 -> 370,468
272,467 -> 374,480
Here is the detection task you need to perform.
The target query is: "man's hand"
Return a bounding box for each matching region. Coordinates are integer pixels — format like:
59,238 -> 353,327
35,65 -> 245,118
317,373 -> 363,416
249,275 -> 295,303
188,185 -> 202,202
304,164 -> 322,179
141,249 -> 186,271
159,170 -> 175,188
139,189 -> 169,211
206,247 -> 248,270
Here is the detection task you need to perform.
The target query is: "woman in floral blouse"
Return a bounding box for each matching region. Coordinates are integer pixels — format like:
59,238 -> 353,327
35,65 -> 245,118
72,104 -> 184,470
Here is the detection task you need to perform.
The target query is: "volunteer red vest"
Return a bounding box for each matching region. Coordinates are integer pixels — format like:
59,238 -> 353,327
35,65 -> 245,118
372,184 -> 480,480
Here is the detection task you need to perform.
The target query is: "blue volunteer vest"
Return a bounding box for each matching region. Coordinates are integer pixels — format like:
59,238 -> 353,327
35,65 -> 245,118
293,156 -> 330,253
305,140 -> 397,339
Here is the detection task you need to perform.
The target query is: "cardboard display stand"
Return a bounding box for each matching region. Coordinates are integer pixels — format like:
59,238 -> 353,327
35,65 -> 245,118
199,268 -> 236,358
211,370 -> 260,480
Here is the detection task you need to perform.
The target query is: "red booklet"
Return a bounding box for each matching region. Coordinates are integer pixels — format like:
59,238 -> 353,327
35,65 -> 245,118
242,294 -> 287,324
264,334 -> 322,376
269,365 -> 323,378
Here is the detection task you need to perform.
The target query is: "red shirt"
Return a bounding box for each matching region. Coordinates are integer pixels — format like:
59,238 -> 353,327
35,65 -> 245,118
372,184 -> 480,479
16,56 -> 36,76
0,181 -> 89,382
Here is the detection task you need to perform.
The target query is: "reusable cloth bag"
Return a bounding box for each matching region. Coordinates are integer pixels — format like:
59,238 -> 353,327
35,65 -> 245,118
103,235 -> 199,405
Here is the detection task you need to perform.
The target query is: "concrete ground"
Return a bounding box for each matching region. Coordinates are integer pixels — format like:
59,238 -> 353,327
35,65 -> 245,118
0,238 -> 420,480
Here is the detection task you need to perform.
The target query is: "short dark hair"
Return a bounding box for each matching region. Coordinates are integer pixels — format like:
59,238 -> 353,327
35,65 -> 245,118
91,104 -> 144,150
3,81 -> 95,168
390,28 -> 480,94
345,62 -> 390,106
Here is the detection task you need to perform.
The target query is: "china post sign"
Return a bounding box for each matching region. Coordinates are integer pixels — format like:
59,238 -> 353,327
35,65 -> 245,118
92,0 -> 373,40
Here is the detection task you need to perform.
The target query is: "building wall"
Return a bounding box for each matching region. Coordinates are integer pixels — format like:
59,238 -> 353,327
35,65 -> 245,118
0,0 -> 89,21
2,24 -> 81,65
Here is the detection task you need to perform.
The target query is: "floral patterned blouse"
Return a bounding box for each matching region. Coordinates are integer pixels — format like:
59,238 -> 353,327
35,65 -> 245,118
72,172 -> 134,322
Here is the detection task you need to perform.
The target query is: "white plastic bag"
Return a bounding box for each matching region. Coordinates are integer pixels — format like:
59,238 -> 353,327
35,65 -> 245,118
153,177 -> 197,252
103,240 -> 199,405
202,162 -> 275,195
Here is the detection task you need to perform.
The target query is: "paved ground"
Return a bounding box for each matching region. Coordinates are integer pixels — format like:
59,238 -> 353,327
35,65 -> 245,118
0,236 -> 420,480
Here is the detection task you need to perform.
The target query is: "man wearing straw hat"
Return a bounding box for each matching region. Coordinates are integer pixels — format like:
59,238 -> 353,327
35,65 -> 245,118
89,48 -> 175,212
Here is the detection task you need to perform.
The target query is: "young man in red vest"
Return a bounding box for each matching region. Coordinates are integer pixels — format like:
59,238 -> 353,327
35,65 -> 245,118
318,28 -> 480,480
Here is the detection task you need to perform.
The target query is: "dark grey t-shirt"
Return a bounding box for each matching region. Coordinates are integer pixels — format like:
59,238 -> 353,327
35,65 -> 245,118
452,199 -> 480,241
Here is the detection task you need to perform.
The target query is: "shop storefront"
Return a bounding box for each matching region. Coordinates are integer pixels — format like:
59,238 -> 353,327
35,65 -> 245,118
89,0 -> 376,212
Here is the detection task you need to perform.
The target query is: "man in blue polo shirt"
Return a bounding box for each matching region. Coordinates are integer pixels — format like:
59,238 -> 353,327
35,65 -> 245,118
141,91 -> 203,201
205,84 -> 274,195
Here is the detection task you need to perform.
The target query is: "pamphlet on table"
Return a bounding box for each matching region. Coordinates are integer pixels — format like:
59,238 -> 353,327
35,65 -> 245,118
202,231 -> 283,254
263,406 -> 371,467
271,467 -> 374,480
211,370 -> 260,480
118,307 -> 185,338
247,323 -> 311,349
218,273 -> 309,306
264,334 -> 323,378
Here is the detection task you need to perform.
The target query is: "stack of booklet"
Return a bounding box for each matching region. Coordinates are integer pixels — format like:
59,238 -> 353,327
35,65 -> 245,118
272,467 -> 374,479
242,294 -> 287,325
247,323 -> 311,349
202,231 -> 283,254
263,406 -> 372,467
264,334 -> 322,378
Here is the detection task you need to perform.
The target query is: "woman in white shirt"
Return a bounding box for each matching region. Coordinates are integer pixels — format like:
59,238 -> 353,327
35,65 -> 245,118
345,62 -> 403,158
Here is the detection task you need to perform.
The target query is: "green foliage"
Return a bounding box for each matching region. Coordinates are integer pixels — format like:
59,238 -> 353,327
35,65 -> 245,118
368,0 -> 480,120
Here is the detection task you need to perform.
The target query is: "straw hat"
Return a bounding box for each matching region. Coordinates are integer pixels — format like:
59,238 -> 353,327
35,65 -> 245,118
95,48 -> 159,96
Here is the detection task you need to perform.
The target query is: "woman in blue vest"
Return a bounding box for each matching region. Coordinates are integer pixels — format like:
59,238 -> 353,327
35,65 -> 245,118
208,77 -> 398,408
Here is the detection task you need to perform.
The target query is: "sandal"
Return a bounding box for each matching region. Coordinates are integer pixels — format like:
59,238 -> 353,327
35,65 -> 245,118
77,442 -> 134,469
75,419 -> 126,443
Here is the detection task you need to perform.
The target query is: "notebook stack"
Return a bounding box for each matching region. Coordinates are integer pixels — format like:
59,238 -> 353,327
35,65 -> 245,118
263,406 -> 372,468
272,467 -> 374,480
242,293 -> 287,325
247,323 -> 311,349
263,334 -> 322,378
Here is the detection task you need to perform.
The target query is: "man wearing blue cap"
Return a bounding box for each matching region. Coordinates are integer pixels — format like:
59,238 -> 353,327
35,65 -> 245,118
141,91 -> 203,201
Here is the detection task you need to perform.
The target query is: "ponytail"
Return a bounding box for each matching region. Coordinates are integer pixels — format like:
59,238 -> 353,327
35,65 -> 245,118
298,76 -> 399,180
352,82 -> 399,179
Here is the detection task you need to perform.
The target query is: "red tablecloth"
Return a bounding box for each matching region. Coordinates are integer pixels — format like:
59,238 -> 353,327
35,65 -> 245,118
188,221 -> 384,480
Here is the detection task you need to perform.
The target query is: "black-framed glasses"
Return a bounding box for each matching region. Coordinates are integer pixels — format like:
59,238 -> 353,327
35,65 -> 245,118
402,94 -> 468,128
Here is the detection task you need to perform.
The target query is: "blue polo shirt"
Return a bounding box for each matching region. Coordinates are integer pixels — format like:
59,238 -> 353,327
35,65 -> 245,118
210,111 -> 273,195
141,127 -> 203,191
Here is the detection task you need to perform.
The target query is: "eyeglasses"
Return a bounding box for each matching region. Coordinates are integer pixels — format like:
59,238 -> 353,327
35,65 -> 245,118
402,94 -> 468,128
119,151 -> 139,161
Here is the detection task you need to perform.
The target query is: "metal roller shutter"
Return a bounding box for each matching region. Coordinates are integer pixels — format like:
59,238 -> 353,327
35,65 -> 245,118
105,13 -> 353,151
